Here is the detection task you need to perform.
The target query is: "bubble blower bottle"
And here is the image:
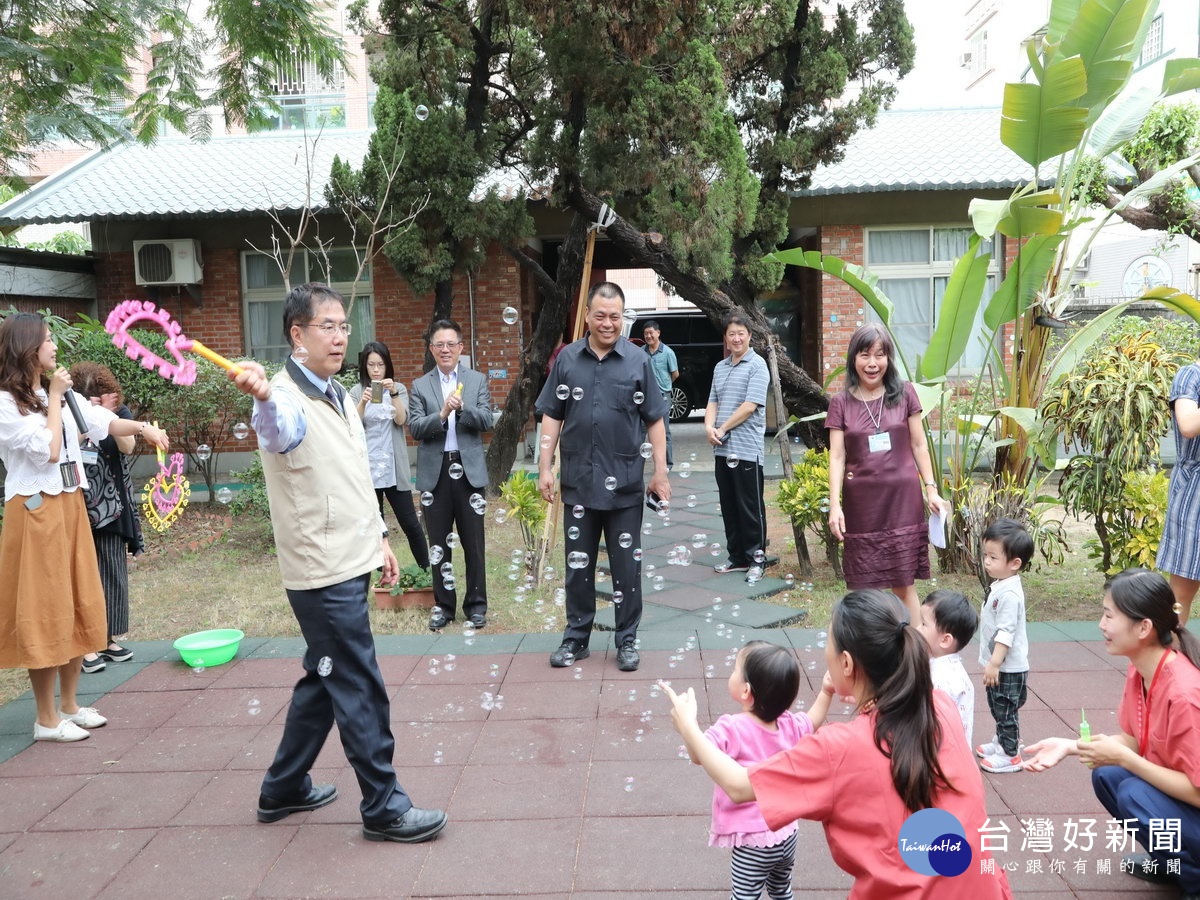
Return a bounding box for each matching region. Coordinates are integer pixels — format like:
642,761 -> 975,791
1078,709 -> 1091,742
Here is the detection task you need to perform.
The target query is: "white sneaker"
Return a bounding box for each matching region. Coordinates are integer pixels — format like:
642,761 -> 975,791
975,737 -> 1002,759
979,749 -> 1024,773
60,707 -> 107,729
34,720 -> 90,742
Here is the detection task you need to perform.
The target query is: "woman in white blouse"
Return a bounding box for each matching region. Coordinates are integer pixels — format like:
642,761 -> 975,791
0,313 -> 168,742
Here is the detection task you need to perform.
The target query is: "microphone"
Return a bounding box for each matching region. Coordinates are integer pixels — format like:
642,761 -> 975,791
63,390 -> 89,435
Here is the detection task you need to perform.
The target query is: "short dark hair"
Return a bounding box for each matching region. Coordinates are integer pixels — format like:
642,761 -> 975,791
427,319 -> 463,342
721,311 -> 752,334
740,641 -> 800,723
283,283 -> 344,347
586,281 -> 625,309
357,341 -> 395,386
982,518 -> 1034,571
922,589 -> 978,652
642,320 -> 661,333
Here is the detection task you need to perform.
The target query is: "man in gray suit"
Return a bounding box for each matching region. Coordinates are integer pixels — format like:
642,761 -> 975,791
408,319 -> 492,631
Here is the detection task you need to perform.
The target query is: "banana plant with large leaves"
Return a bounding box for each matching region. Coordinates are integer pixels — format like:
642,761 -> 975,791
772,0 -> 1200,569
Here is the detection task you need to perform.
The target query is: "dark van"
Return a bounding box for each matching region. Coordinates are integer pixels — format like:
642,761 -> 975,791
628,310 -> 725,422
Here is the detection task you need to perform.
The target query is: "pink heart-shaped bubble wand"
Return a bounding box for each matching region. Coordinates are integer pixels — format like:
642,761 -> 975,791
105,300 -> 243,386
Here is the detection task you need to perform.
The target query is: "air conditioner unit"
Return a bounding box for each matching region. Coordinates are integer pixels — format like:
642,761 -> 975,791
959,52 -> 974,67
133,239 -> 203,286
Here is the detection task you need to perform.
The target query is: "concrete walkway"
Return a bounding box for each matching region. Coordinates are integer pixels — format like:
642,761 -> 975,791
0,452 -> 1183,899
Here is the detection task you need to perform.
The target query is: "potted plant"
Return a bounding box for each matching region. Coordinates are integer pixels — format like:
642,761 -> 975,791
373,564 -> 435,610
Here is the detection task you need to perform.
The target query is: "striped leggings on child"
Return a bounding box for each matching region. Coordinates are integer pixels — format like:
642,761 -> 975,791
729,830 -> 797,900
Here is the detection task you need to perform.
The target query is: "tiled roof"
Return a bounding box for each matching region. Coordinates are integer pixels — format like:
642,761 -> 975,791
0,108 -> 1027,225
798,107 -> 1031,195
0,132 -> 377,226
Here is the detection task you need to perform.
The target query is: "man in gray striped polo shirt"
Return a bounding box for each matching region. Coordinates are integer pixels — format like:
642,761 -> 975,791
704,311 -> 770,583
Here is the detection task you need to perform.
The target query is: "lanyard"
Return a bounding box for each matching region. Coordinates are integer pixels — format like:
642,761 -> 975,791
861,392 -> 884,434
1138,651 -> 1171,756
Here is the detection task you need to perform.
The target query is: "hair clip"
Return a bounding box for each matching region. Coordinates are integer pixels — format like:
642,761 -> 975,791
1173,601 -> 1184,616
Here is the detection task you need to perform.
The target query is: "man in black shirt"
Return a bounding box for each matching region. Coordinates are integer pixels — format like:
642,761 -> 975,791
536,282 -> 671,672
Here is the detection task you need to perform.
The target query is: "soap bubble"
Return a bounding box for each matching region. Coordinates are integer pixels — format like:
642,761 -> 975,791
639,442 -> 653,459
641,523 -> 652,535
612,590 -> 623,605
652,575 -> 665,591
501,306 -> 519,325
623,307 -> 638,323
415,104 -> 429,121
604,476 -> 617,491
196,444 -> 212,461
556,384 -> 570,400
443,574 -> 457,590
470,493 -> 487,514
753,549 -> 766,564
726,453 -> 740,468
784,573 -> 795,586
216,487 -> 233,504
232,422 -> 249,440
633,391 -> 644,405
446,531 -> 460,548
572,504 -> 585,519
429,545 -> 444,565
567,526 -> 580,540
567,550 -> 589,569
618,532 -> 633,548
691,533 -> 707,548
571,386 -> 584,401
687,495 -> 697,508
709,542 -> 722,557
448,462 -> 464,480
420,491 -> 434,506
678,462 -> 691,479
440,562 -> 454,576
632,548 -> 643,561
293,345 -> 309,364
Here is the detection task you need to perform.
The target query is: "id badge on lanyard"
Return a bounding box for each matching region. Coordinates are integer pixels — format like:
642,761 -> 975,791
868,431 -> 892,453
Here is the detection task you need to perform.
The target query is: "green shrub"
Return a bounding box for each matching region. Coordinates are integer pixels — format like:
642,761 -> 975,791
1110,468 -> 1169,574
498,472 -> 546,578
775,448 -> 841,577
60,324 -> 172,420
229,452 -> 270,520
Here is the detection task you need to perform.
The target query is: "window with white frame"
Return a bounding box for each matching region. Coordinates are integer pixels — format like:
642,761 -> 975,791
242,249 -> 374,364
260,48 -> 349,131
864,227 -> 999,375
1136,15 -> 1164,68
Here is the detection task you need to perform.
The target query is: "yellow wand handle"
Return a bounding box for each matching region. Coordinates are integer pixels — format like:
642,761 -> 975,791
455,383 -> 464,396
153,420 -> 164,466
190,340 -> 244,376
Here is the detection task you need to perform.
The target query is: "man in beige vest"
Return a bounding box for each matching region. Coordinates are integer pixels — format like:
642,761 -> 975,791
229,282 -> 446,844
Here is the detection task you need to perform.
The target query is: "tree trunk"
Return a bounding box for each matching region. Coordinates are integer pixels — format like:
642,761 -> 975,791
423,278 -> 457,371
484,215 -> 589,489
561,179 -> 828,447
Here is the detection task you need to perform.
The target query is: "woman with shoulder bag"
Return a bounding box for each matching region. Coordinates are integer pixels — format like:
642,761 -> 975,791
69,362 -> 145,674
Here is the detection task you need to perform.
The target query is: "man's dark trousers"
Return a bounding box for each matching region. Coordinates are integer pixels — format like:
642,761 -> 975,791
261,572 -> 412,825
424,452 -> 487,620
714,458 -> 766,567
563,503 -> 643,648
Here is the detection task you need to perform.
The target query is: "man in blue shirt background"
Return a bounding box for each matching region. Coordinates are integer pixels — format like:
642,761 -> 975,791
643,320 -> 678,469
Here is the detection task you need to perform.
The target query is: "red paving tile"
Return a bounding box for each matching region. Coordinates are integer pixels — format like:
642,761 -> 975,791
0,635 -> 1185,898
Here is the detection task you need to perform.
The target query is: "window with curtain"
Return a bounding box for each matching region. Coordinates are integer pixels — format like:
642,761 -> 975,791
242,250 -> 374,364
865,227 -> 999,375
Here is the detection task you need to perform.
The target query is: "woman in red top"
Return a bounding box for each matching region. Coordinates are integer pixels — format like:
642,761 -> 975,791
663,589 -> 1011,899
1023,568 -> 1200,895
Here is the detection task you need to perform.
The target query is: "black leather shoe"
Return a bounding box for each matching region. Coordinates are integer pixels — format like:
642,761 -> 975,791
257,783 -> 337,823
363,806 -> 448,843
468,613 -> 487,629
549,640 -> 589,668
428,609 -> 450,631
616,639 -> 640,672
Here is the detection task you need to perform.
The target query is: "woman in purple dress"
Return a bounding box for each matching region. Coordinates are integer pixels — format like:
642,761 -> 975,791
826,324 -> 948,622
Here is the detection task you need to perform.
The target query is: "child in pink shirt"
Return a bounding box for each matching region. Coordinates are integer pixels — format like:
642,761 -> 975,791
692,641 -> 833,899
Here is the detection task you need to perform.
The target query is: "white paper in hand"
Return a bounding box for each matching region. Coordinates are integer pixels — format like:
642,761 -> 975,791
928,508 -> 948,549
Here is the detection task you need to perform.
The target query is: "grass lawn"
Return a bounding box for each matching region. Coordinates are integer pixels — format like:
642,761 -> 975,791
0,483 -> 1111,708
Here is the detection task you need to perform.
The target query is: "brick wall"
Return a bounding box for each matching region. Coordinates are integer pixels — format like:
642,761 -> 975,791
819,224 -> 868,390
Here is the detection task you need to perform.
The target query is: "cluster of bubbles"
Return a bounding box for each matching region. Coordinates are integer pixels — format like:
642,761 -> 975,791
480,691 -> 504,711
666,545 -> 693,566
567,550 -> 590,569
469,493 -> 487,515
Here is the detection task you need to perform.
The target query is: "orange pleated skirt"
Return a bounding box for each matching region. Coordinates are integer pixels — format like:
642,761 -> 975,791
0,490 -> 107,669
